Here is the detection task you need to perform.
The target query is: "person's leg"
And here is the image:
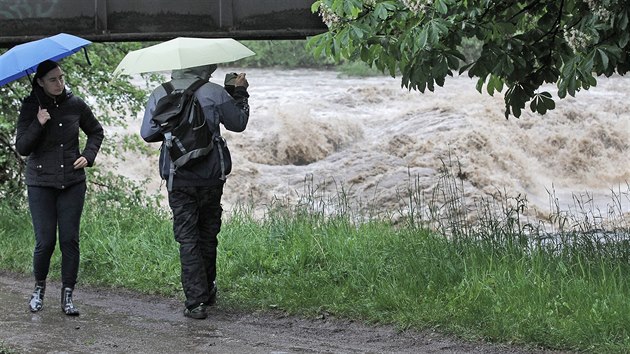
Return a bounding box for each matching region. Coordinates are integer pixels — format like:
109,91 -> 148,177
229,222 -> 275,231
197,184 -> 223,305
57,181 -> 86,290
27,186 -> 59,311
169,186 -> 209,314
56,182 -> 85,316
28,186 -> 59,283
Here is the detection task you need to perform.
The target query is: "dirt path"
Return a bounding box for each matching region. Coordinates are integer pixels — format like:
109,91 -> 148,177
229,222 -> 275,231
0,272 -> 571,354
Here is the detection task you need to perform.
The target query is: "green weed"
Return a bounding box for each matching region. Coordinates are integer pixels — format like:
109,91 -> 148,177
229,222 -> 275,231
1,168 -> 628,352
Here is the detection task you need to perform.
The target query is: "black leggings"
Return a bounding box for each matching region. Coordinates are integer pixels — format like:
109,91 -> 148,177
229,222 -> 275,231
28,182 -> 86,288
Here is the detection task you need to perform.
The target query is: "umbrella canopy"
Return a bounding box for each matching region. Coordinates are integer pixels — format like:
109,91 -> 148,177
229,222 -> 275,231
0,33 -> 92,86
113,37 -> 255,76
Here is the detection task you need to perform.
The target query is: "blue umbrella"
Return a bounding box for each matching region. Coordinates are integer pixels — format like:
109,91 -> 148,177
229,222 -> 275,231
0,33 -> 91,86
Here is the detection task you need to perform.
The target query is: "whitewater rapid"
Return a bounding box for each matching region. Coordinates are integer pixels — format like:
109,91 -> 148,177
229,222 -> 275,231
103,68 -> 630,224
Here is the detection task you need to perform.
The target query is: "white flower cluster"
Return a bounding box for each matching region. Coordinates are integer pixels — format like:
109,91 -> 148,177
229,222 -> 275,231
401,0 -> 433,14
563,27 -> 593,52
363,0 -> 377,6
318,3 -> 343,28
586,0 -> 614,22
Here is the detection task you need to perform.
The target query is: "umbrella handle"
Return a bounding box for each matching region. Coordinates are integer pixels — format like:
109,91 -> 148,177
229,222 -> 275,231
25,73 -> 43,107
83,47 -> 91,66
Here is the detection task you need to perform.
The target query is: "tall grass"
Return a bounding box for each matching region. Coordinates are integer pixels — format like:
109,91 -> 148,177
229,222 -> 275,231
1,169 -> 628,352
0,342 -> 15,354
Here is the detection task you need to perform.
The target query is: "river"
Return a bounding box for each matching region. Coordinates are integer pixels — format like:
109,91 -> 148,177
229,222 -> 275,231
103,68 -> 630,228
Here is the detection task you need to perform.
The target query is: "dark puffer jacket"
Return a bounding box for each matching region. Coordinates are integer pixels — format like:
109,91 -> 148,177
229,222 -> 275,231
15,85 -> 104,189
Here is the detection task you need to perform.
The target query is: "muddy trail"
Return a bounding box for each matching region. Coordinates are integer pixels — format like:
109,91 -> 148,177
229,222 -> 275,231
0,272 -> 571,354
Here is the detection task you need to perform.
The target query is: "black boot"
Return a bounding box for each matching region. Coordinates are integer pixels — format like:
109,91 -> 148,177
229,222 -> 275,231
208,282 -> 217,306
29,280 -> 46,312
61,287 -> 80,316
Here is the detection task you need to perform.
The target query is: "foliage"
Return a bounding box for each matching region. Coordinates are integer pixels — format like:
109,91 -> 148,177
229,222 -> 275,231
307,0 -> 630,117
0,42 -> 153,199
0,342 -> 16,354
1,177 -> 629,352
237,40 -> 336,67
337,60 -> 386,76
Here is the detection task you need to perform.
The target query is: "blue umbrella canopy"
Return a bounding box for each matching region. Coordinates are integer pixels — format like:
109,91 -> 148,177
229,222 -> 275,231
0,33 -> 91,86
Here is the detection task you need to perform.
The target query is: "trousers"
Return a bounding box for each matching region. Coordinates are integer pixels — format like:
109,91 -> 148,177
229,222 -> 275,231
168,184 -> 223,309
28,182 -> 86,288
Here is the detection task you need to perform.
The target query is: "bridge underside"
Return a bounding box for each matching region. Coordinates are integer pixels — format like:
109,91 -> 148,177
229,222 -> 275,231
0,0 -> 327,47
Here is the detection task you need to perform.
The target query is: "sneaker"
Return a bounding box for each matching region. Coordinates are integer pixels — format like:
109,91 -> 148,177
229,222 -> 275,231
184,303 -> 207,319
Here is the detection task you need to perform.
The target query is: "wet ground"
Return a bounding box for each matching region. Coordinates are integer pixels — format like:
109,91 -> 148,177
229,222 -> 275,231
0,271 -> 572,354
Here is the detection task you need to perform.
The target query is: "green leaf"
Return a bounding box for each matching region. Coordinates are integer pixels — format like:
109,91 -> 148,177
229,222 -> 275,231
530,92 -> 555,115
568,75 -> 577,97
436,0 -> 448,14
429,25 -> 439,45
350,24 -> 364,39
486,76 -> 495,96
505,84 -> 529,118
619,10 -> 629,30
619,30 -> 630,48
446,53 -> 460,70
333,37 -> 341,62
418,28 -> 429,49
476,75 -> 487,93
543,94 -> 556,111
374,3 -> 389,20
597,48 -> 609,70
486,75 -> 503,96
561,57 -> 577,78
558,83 -> 567,99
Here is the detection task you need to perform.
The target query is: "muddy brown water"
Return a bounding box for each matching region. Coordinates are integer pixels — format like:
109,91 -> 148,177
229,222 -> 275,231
0,272 -> 573,354
104,69 -> 630,224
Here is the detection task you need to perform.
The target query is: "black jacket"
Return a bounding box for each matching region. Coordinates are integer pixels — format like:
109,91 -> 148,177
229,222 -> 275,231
15,86 -> 104,189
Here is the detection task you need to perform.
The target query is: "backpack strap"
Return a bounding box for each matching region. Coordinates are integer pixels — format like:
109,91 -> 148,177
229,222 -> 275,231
161,79 -> 205,95
187,79 -> 207,93
161,81 -> 175,94
214,136 -> 227,181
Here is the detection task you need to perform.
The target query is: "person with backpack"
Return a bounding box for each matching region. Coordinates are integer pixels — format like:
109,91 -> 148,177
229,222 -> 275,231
15,59 -> 104,316
140,64 -> 249,319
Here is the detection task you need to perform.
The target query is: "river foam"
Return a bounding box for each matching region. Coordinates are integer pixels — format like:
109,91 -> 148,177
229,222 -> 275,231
103,68 -> 630,223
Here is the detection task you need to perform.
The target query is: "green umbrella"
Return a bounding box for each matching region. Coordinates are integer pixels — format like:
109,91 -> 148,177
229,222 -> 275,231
113,37 -> 255,76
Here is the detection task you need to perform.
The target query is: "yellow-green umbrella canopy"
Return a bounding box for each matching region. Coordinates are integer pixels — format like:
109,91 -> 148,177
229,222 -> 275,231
114,37 -> 255,76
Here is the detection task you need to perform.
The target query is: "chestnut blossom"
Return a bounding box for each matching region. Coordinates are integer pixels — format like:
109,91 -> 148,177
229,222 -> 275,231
563,28 -> 593,52
401,0 -> 433,14
318,3 -> 342,28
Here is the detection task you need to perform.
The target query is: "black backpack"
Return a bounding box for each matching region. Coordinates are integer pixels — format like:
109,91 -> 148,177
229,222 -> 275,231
151,79 -> 214,189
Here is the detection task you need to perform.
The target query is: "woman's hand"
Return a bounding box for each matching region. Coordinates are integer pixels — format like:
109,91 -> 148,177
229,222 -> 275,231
37,107 -> 51,126
73,156 -> 88,169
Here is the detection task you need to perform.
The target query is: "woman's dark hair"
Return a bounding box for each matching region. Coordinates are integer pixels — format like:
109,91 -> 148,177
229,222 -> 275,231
34,60 -> 60,82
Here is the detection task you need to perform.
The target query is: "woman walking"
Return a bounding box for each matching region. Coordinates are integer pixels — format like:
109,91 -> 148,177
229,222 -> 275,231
15,59 -> 104,316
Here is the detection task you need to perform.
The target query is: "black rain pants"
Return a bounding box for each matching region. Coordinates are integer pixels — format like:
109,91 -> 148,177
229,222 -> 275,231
168,184 -> 223,309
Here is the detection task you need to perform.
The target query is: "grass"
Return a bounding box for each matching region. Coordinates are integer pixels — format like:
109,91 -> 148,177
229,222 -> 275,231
1,168 -> 628,353
0,343 -> 14,354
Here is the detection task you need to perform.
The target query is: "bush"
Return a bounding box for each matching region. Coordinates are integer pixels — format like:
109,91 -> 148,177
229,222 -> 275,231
236,40 -> 336,68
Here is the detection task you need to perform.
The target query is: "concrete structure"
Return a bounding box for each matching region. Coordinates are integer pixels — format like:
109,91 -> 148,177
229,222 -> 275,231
0,0 -> 327,47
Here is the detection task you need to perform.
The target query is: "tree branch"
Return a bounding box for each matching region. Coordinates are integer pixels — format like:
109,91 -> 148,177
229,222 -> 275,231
508,0 -> 543,23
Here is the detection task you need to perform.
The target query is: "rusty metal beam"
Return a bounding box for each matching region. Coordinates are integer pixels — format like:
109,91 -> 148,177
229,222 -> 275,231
0,0 -> 327,47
